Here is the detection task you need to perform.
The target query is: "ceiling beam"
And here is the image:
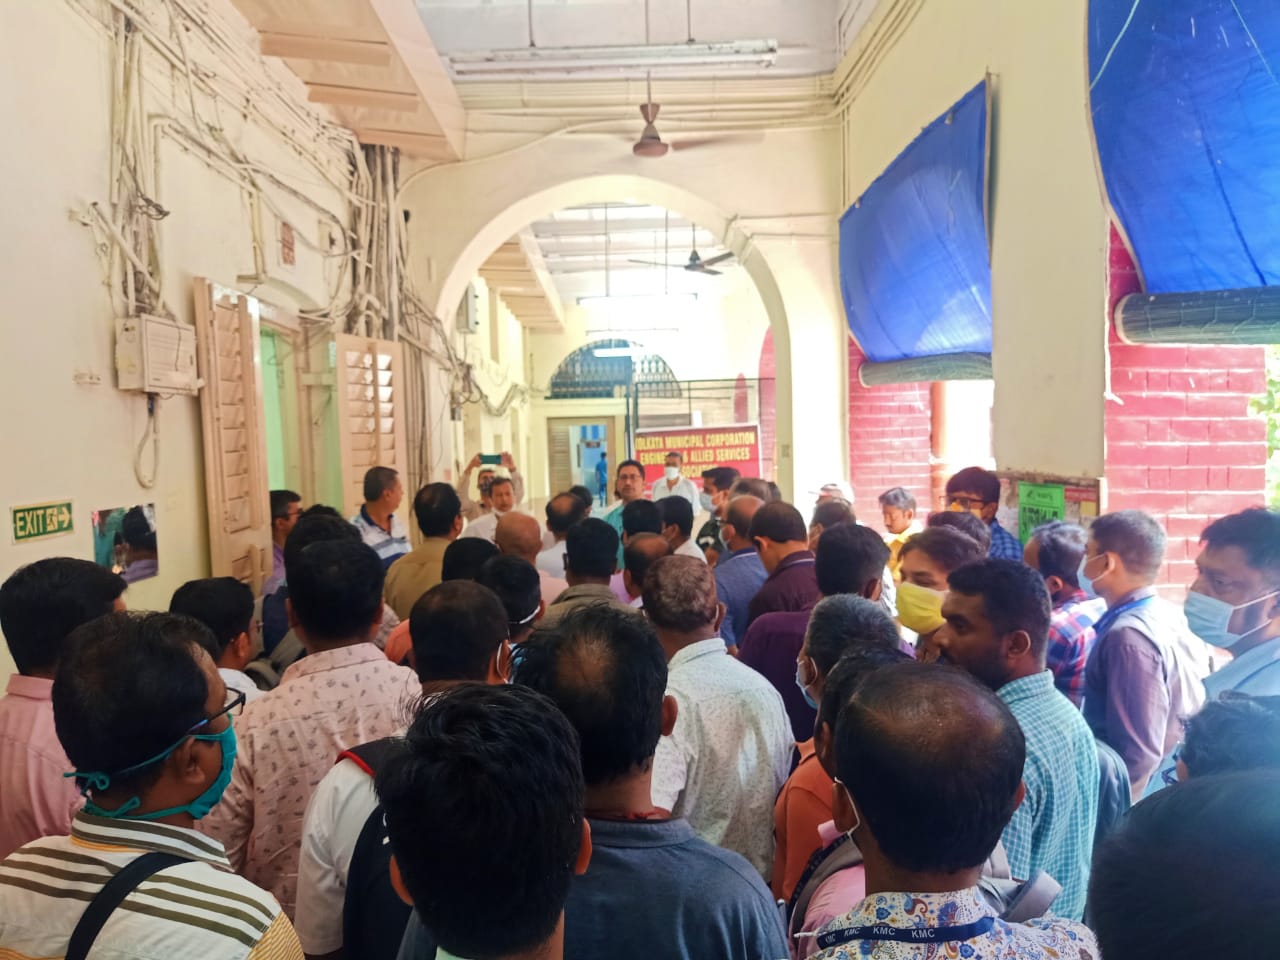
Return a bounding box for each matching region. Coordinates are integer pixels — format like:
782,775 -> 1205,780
367,0 -> 467,158
356,129 -> 458,161
260,33 -> 393,67
307,83 -> 420,112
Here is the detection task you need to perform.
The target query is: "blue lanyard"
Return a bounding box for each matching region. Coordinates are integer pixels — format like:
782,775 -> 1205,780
1093,594 -> 1154,639
816,916 -> 996,950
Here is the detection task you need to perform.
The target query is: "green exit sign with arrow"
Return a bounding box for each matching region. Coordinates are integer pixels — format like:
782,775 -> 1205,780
11,501 -> 74,544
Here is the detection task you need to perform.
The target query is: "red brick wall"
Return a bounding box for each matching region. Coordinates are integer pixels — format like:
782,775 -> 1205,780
1105,226 -> 1268,589
847,338 -> 935,525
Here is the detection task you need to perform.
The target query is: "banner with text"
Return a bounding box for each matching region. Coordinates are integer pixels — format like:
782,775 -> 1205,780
635,424 -> 761,486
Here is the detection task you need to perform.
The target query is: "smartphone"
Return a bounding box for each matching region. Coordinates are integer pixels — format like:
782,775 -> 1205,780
479,453 -> 502,466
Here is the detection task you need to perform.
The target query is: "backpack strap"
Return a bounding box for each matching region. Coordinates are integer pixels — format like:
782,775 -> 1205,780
977,870 -> 1063,924
338,737 -> 401,778
787,833 -> 864,938
66,852 -> 190,960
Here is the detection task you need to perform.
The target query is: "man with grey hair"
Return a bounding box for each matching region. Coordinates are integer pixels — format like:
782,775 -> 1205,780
645,555 -> 792,879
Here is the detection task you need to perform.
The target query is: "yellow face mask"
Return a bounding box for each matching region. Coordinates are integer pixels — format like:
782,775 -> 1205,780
896,581 -> 947,634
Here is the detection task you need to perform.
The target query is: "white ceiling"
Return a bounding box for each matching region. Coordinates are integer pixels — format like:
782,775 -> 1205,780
529,203 -> 736,299
414,0 -> 843,80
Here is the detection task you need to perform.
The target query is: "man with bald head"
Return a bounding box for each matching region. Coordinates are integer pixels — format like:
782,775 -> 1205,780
497,511 -> 568,606
622,533 -> 672,607
645,555 -> 792,878
713,495 -> 768,655
807,662 -> 1097,958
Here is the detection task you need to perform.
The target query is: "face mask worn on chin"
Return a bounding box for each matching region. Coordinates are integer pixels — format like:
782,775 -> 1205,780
74,721 -> 238,822
665,466 -> 680,481
1184,589 -> 1279,650
896,581 -> 947,635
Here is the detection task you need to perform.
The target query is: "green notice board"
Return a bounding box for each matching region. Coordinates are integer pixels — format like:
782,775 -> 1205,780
1016,482 -> 1066,544
12,501 -> 74,544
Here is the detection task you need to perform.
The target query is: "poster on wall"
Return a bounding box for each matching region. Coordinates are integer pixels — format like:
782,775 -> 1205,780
995,473 -> 1102,545
635,424 -> 762,486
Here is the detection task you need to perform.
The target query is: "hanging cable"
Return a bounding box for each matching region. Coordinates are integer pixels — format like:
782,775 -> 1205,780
134,394 -> 160,489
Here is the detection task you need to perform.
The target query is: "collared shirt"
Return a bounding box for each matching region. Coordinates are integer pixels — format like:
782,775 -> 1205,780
540,583 -> 641,628
808,888 -> 1097,960
0,811 -> 302,959
652,638 -> 793,878
746,551 -> 820,628
772,738 -> 832,901
0,676 -> 82,860
457,470 -> 525,522
739,608 -> 816,741
987,519 -> 1023,560
263,542 -> 286,597
674,536 -> 708,562
996,671 -> 1099,920
650,475 -> 700,505
602,501 -> 630,567
1046,591 -> 1106,706
396,816 -> 788,960
536,541 -> 567,578
200,643 -> 419,918
351,507 -> 411,569
383,537 -> 452,621
1204,635 -> 1280,700
1083,587 -> 1208,798
220,667 -> 263,704
714,547 -> 769,649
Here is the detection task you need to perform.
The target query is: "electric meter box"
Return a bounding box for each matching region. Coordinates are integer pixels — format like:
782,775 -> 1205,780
115,315 -> 200,396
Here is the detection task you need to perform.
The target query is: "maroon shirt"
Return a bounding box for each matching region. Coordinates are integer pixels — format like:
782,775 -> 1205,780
739,608 -> 815,742
746,551 -> 820,627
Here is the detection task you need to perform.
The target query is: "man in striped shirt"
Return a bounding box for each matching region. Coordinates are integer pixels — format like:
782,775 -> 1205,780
0,610 -> 301,959
350,466 -> 411,569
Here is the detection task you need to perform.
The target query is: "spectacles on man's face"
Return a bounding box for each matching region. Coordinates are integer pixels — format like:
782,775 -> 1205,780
189,689 -> 246,735
946,495 -> 991,511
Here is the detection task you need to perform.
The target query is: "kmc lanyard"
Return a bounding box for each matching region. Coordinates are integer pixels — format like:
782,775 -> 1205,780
815,916 -> 996,951
1093,594 -> 1154,640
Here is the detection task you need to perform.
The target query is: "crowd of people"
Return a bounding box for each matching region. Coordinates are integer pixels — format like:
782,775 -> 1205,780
1,454 -> 1278,960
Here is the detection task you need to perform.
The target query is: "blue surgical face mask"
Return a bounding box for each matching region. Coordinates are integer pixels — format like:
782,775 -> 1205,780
795,657 -> 819,711
1184,589 -> 1279,650
1078,554 -> 1108,600
78,721 -> 237,822
699,491 -> 714,512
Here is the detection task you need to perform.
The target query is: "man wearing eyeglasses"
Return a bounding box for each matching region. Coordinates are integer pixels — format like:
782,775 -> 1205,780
945,466 -> 1023,561
295,581 -> 512,960
266,489 -> 303,596
0,610 -> 304,958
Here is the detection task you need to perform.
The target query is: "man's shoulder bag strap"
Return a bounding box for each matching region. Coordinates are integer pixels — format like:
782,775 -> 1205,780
66,851 -> 190,960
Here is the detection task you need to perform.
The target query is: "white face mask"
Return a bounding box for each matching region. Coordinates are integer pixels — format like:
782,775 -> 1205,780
664,466 -> 680,481
1184,589 -> 1279,650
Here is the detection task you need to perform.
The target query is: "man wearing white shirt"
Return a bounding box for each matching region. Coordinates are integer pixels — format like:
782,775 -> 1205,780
650,451 -> 700,505
658,496 -> 708,563
458,476 -> 530,544
646,555 -> 793,879
169,577 -> 263,704
538,492 -> 587,578
294,581 -> 511,958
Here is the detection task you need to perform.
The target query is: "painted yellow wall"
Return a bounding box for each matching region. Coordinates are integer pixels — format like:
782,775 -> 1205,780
0,0 -> 351,685
839,0 -> 1108,479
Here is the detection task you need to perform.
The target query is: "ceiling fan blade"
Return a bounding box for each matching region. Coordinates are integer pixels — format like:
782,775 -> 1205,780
628,259 -> 679,268
694,267 -> 723,276
700,252 -> 736,267
669,133 -> 766,152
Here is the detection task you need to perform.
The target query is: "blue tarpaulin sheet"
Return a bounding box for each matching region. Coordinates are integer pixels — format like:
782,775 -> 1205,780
838,81 -> 992,363
1090,0 -> 1280,292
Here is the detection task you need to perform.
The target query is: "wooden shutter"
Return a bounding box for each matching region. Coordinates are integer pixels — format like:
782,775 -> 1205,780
547,420 -> 574,495
193,279 -> 272,591
334,334 -> 410,517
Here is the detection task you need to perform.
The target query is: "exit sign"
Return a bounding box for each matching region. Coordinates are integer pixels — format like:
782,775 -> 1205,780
11,501 -> 74,544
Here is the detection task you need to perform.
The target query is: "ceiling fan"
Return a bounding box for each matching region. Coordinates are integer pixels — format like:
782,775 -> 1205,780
630,223 -> 736,276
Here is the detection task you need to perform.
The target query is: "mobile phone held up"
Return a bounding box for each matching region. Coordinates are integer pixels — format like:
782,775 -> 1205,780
479,453 -> 502,466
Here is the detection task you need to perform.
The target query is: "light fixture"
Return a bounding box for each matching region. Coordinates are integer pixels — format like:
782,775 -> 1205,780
593,346 -> 646,358
586,327 -> 680,336
448,41 -> 779,79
